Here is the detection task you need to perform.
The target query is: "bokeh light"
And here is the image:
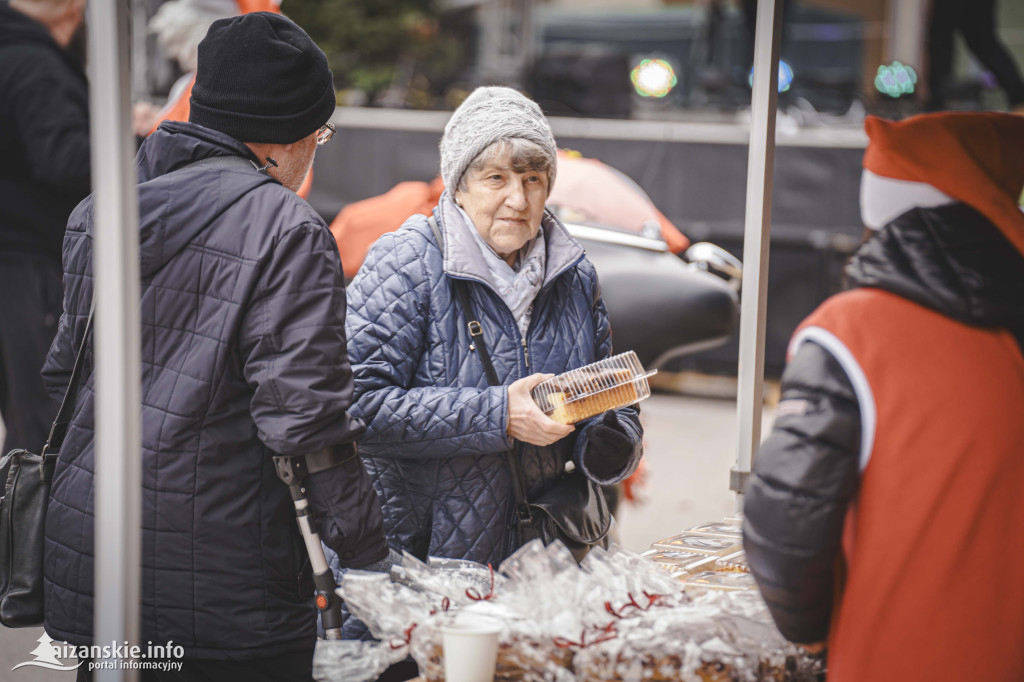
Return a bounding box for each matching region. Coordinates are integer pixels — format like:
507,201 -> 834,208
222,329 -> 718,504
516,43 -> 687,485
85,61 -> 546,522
874,61 -> 917,98
747,60 -> 793,93
631,59 -> 678,98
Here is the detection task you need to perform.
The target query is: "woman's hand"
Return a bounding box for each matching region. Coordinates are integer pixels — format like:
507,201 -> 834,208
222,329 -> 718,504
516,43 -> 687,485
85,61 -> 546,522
507,374 -> 574,446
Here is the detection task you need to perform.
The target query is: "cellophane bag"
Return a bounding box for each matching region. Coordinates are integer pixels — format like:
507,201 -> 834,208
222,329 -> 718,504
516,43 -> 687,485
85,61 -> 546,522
573,588 -> 826,681
326,541 -> 825,682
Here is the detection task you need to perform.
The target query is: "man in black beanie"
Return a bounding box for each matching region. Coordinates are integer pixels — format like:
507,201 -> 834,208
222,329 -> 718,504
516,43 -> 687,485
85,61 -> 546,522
42,13 -> 391,681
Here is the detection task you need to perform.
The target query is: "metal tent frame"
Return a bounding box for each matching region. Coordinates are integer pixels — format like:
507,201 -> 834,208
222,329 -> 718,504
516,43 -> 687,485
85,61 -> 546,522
88,1 -> 140,680
733,0 -> 783,504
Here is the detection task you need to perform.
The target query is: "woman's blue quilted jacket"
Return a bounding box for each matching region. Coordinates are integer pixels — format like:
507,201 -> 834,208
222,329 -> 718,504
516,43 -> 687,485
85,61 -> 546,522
345,210 -> 643,566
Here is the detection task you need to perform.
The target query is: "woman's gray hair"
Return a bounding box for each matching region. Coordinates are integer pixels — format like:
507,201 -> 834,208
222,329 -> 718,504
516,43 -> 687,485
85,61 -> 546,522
457,138 -> 555,193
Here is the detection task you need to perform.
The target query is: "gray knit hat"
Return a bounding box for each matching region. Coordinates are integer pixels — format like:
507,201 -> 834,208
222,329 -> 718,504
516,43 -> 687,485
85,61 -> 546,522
440,86 -> 558,193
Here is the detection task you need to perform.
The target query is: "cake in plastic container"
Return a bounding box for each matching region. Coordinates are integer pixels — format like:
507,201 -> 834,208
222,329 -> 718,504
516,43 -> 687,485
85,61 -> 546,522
532,350 -> 656,425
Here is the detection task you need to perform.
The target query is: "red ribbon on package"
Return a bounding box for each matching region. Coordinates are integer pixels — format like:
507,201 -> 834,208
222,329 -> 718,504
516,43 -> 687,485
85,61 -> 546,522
389,623 -> 418,650
553,622 -> 618,649
604,591 -> 669,618
466,563 -> 496,601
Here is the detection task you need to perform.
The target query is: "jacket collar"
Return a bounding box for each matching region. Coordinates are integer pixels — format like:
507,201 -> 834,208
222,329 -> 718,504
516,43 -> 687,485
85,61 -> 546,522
136,121 -> 261,183
846,203 -> 1024,331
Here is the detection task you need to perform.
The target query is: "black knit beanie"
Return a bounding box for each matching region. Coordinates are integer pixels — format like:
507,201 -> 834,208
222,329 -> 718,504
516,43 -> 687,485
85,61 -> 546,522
189,12 -> 335,144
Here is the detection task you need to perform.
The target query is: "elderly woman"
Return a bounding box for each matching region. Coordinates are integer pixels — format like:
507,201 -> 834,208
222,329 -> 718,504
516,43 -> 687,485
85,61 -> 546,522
345,87 -> 643,566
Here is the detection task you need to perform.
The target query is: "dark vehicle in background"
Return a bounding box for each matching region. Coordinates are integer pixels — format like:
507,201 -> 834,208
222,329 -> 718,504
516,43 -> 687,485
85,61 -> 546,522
542,151 -> 741,368
558,220 -> 740,369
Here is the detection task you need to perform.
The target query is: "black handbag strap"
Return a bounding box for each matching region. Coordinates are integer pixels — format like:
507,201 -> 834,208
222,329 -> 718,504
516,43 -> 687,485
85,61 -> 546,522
42,305 -> 95,459
452,281 -> 501,387
428,215 -> 532,519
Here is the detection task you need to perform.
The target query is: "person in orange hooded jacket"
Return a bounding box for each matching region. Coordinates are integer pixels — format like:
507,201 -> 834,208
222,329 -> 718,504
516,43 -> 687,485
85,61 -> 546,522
743,112 -> 1024,681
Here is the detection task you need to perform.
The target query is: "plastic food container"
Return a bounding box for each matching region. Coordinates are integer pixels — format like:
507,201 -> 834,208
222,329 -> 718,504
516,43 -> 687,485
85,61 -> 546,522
652,533 -> 741,556
640,549 -> 704,574
683,570 -> 756,592
686,522 -> 743,539
531,351 -> 656,425
714,550 -> 750,573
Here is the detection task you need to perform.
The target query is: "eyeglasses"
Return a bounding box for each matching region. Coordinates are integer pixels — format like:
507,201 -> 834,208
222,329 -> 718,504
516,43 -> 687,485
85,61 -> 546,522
316,122 -> 336,146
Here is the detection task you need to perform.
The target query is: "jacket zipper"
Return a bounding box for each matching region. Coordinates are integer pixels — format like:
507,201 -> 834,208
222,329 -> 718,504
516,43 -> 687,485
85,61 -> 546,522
464,281 -> 531,376
450,247 -> 584,377
518,250 -> 584,374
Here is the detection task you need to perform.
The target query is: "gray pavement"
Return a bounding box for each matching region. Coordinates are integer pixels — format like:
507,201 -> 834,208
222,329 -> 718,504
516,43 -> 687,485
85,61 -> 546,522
1,627 -> 77,680
616,391 -> 775,553
0,391 -> 775,678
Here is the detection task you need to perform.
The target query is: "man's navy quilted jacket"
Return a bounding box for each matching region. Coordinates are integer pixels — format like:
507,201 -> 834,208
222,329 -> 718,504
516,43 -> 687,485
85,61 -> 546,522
345,210 -> 643,566
40,121 -> 368,659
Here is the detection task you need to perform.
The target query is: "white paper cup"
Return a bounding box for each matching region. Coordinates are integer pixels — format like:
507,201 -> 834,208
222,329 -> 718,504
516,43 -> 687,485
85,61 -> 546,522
441,615 -> 501,682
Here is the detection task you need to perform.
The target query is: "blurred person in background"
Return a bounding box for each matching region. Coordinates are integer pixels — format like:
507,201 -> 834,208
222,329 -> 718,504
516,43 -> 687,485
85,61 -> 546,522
0,0 -> 89,456
743,112 -> 1024,681
340,87 -> 643,571
132,0 -> 281,137
42,13 -> 389,681
926,0 -> 1024,113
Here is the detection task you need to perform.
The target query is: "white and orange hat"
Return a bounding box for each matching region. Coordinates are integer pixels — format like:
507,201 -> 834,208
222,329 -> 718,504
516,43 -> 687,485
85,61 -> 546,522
859,112 -> 1024,257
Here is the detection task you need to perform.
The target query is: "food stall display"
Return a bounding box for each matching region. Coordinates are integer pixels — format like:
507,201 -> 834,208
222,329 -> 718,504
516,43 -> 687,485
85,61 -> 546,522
315,532 -> 824,682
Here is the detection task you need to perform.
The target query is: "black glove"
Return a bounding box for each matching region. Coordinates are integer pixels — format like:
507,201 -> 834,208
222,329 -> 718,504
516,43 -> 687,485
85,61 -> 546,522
303,453 -> 389,568
582,411 -> 634,480
354,546 -> 404,573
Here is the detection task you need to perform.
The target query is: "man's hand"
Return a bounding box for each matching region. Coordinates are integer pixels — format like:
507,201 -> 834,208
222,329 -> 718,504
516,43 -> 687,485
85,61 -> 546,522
507,374 -> 574,446
132,101 -> 160,137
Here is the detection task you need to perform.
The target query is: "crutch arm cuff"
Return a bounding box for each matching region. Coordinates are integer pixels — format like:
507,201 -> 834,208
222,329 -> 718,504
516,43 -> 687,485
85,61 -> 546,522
272,443 -> 358,485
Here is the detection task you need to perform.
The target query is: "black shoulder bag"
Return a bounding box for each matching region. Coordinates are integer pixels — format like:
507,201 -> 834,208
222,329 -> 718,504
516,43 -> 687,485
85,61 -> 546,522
428,217 -> 610,564
0,307 -> 94,627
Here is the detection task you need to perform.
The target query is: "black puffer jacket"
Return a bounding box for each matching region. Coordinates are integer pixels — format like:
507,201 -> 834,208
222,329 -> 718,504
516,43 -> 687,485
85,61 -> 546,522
41,121 -> 386,658
742,204 -> 1024,643
0,1 -> 90,262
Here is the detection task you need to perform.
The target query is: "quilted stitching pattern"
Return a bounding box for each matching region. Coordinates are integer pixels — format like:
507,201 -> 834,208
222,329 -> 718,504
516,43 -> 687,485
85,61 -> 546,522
39,123 -> 362,657
347,213 -> 643,567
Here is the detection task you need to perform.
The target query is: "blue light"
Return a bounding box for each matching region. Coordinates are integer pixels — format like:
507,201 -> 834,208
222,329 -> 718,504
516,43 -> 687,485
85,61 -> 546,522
748,60 -> 794,93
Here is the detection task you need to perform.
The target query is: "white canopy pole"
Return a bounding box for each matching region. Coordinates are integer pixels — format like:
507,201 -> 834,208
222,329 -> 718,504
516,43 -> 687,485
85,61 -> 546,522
732,0 -> 783,506
87,0 -> 141,679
